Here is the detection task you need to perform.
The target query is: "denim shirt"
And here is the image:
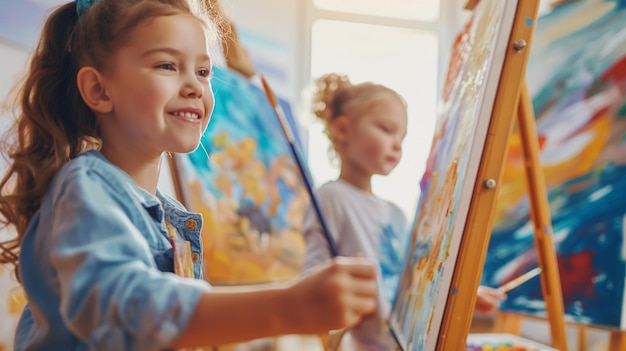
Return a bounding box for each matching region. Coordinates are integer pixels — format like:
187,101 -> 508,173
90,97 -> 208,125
14,150 -> 211,351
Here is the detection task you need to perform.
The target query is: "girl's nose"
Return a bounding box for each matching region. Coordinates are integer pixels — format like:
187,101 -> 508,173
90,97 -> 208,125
393,138 -> 402,151
181,80 -> 204,98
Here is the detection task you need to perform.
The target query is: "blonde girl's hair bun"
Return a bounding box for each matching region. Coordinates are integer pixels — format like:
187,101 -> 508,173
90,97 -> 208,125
310,73 -> 352,123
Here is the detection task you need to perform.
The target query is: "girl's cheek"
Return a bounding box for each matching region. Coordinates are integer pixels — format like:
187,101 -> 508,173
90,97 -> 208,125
362,140 -> 383,158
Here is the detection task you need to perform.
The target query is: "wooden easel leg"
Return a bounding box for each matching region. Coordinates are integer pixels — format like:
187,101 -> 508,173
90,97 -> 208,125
609,330 -> 626,351
319,331 -> 345,351
516,83 -> 568,351
327,329 -> 345,351
577,325 -> 587,351
576,325 -> 589,351
318,334 -> 330,351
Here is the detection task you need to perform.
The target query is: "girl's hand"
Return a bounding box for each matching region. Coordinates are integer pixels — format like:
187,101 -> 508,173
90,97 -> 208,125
285,257 -> 379,334
475,285 -> 507,314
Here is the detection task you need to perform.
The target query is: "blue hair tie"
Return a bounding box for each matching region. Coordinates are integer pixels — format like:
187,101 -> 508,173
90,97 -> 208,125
76,0 -> 100,18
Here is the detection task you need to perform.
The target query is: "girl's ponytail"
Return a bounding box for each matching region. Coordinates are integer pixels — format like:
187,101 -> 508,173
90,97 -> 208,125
0,2 -> 99,279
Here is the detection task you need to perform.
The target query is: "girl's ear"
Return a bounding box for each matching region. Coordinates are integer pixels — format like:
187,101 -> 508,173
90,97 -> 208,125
76,66 -> 112,113
329,115 -> 350,148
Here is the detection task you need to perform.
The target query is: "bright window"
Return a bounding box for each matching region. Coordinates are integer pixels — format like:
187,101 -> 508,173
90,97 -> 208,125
313,0 -> 440,21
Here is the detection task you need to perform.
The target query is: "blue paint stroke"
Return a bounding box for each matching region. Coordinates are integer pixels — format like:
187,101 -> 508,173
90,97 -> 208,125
525,17 -> 533,26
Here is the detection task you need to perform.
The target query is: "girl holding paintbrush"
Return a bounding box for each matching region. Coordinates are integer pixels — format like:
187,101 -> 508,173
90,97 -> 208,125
302,73 -> 506,350
0,1 -> 379,349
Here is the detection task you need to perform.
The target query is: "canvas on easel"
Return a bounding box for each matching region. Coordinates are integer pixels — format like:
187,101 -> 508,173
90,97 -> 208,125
388,0 -> 548,350
478,0 -> 626,349
482,0 -> 626,331
169,66 -> 309,285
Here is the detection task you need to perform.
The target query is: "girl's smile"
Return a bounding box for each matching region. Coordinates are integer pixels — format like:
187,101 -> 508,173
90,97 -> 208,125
169,107 -> 205,123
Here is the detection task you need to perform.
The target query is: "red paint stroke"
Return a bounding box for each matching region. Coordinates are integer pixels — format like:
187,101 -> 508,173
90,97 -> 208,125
557,250 -> 595,302
600,55 -> 626,84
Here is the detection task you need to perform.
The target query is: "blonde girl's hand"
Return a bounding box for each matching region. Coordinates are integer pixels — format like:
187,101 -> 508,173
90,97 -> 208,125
286,257 -> 379,334
475,285 -> 507,314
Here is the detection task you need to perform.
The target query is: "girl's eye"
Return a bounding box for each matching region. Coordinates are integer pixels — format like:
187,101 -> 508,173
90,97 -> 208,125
157,63 -> 176,71
197,68 -> 211,78
380,125 -> 392,133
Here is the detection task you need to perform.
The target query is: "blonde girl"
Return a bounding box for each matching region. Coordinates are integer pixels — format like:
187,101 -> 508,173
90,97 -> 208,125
303,73 -> 409,350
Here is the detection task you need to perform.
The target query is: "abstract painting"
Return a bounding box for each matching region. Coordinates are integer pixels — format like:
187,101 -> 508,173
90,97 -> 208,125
482,0 -> 626,329
389,0 -> 521,349
173,66 -> 308,284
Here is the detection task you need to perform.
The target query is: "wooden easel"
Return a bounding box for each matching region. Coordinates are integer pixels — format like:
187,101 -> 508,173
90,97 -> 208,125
436,0 -> 570,350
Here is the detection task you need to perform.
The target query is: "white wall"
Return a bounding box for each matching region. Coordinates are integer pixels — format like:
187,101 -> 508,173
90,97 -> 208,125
219,0 -> 304,103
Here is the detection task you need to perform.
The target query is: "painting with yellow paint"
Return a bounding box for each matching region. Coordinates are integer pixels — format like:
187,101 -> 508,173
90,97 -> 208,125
389,0 -> 521,349
172,66 -> 307,285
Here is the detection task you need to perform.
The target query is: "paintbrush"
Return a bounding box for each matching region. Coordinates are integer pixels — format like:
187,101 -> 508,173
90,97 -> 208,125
498,266 -> 543,293
259,75 -> 340,257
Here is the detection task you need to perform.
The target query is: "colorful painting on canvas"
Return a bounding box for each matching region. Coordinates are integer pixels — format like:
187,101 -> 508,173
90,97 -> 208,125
481,0 -> 626,329
174,66 -> 307,284
389,0 -> 520,349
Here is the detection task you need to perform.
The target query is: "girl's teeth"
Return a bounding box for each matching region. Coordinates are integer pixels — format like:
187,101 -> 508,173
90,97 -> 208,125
174,112 -> 199,119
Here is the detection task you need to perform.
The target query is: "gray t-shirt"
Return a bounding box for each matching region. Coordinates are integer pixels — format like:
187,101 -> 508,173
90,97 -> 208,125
302,180 -> 409,350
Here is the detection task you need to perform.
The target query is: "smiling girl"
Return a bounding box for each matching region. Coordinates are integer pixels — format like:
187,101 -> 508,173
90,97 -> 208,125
0,2 -> 378,350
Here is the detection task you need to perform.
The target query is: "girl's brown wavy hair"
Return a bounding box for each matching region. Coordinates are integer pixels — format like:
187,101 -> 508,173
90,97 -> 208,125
0,0 -> 226,280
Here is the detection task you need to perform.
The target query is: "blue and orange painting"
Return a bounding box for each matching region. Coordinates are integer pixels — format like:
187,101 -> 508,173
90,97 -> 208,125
482,0 -> 626,328
176,66 -> 308,284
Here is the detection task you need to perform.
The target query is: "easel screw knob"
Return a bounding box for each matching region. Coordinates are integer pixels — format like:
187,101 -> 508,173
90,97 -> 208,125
483,179 -> 497,189
513,40 -> 527,53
